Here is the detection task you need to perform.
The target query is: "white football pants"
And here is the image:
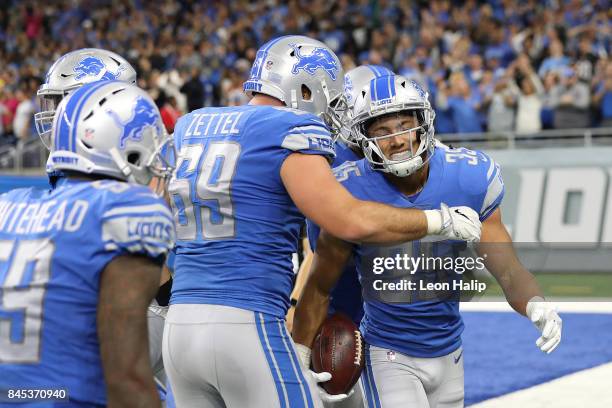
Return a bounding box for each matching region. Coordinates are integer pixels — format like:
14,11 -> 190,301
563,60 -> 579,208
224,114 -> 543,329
163,304 -> 323,408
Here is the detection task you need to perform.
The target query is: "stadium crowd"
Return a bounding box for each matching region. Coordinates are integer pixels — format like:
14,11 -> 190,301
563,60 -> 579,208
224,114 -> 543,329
0,0 -> 610,145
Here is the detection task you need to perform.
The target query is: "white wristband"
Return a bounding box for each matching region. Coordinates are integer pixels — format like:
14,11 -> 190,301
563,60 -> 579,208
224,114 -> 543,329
526,295 -> 545,318
424,210 -> 442,235
294,343 -> 312,369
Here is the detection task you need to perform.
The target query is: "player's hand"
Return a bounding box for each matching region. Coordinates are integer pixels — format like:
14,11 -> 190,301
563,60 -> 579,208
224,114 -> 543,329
425,203 -> 482,242
294,343 -> 351,403
148,304 -> 168,318
526,296 -> 562,354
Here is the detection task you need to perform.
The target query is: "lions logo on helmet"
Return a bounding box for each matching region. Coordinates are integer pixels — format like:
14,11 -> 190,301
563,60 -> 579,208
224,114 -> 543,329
74,56 -> 125,81
409,80 -> 427,99
290,44 -> 340,80
106,96 -> 161,149
48,81 -> 172,186
344,74 -> 354,105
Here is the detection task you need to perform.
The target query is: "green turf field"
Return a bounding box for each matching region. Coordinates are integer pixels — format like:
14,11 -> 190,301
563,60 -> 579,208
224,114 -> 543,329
470,272 -> 612,299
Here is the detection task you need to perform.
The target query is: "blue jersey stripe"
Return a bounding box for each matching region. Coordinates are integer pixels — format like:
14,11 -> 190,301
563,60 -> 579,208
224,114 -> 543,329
275,319 -> 314,408
264,314 -> 311,407
102,211 -> 173,221
255,312 -> 289,408
102,239 -> 171,249
365,346 -> 382,408
362,360 -> 376,408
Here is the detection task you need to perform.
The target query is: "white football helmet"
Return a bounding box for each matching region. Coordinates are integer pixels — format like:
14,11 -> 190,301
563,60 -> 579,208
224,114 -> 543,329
48,81 -> 173,187
352,75 -> 435,177
36,48 -> 137,148
243,35 -> 347,136
341,65 -> 394,146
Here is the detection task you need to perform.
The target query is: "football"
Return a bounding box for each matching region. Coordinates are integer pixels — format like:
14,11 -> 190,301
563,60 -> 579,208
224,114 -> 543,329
311,313 -> 365,395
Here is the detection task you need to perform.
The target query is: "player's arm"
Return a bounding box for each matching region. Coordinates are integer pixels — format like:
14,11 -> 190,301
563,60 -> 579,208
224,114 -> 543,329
478,208 -> 562,353
286,243 -> 313,332
478,208 -> 542,315
292,229 -> 352,349
98,255 -> 162,408
281,153 -> 481,244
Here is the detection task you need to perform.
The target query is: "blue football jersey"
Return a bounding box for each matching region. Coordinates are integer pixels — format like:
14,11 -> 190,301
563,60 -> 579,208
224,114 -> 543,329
0,178 -> 174,406
320,145 -> 504,357
169,105 -> 335,318
306,140 -> 364,324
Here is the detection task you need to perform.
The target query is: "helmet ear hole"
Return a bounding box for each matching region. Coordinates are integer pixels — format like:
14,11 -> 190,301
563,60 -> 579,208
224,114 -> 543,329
301,84 -> 312,101
127,152 -> 141,166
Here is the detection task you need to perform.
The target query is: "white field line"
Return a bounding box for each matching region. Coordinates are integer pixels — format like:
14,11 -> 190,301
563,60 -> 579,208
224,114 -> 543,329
460,301 -> 612,313
468,362 -> 612,408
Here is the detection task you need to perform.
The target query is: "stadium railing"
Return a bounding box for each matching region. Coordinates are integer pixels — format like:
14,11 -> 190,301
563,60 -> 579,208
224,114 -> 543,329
1,127 -> 612,173
0,136 -> 48,173
437,127 -> 612,150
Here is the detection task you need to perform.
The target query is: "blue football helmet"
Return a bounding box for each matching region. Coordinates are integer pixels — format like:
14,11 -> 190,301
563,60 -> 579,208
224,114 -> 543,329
48,81 -> 173,186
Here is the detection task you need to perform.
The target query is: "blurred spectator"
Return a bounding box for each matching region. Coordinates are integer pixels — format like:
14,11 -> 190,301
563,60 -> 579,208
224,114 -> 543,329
541,72 -> 561,130
0,0 -> 608,137
436,72 -> 483,134
2,87 -> 19,141
0,99 -> 6,141
180,67 -> 205,113
484,73 -> 516,133
513,56 -> 545,134
484,19 -> 515,68
551,67 -> 591,129
538,39 -> 571,78
12,84 -> 36,141
159,93 -> 182,134
592,60 -> 612,127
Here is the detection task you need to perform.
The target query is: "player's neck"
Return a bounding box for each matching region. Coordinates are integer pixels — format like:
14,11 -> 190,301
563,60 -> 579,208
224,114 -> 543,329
249,94 -> 285,107
385,162 -> 429,197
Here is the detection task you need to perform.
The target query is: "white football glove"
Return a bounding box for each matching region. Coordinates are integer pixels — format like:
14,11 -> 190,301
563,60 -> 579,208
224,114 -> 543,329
294,343 -> 352,403
526,296 -> 562,354
424,203 -> 482,242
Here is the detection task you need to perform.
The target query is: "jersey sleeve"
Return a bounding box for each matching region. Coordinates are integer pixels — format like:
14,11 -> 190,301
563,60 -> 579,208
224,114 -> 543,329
307,160 -> 368,251
100,187 -> 176,265
478,153 -> 505,220
273,108 -> 336,160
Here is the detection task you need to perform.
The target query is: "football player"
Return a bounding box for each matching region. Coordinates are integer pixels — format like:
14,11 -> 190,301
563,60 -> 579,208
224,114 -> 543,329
286,65 -> 395,408
163,35 -> 481,408
286,64 -> 394,332
292,75 -> 562,408
0,81 -> 175,407
35,48 -> 173,402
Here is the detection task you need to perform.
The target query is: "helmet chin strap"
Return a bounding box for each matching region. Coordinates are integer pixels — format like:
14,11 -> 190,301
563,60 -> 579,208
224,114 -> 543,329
290,89 -> 299,109
109,147 -> 134,182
